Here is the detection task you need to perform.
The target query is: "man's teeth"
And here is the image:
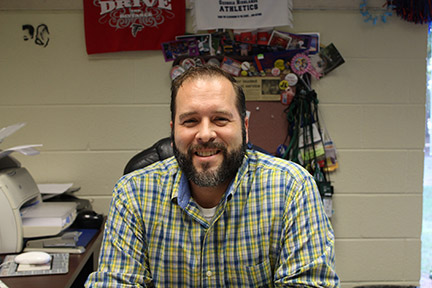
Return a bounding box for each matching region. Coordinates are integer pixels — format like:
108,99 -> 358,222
196,150 -> 218,157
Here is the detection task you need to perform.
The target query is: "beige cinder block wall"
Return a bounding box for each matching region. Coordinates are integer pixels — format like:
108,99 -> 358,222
0,3 -> 427,287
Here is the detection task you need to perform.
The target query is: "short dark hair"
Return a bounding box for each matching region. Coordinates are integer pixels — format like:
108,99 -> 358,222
22,25 -> 34,39
170,64 -> 246,124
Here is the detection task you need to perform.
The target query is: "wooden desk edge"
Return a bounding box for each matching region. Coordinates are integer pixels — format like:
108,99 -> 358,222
0,227 -> 104,288
65,227 -> 104,287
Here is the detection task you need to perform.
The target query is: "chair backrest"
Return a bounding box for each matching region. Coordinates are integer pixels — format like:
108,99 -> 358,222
123,137 -> 173,175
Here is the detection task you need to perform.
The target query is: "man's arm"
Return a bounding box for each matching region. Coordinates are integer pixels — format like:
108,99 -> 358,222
274,173 -> 340,287
85,179 -> 153,287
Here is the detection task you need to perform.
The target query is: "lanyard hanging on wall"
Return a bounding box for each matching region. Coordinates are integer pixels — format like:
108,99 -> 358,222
282,81 -> 334,206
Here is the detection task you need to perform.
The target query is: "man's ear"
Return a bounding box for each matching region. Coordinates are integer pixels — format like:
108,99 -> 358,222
244,116 -> 249,143
170,121 -> 174,147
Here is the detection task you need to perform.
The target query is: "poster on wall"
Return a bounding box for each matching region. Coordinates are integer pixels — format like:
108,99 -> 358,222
191,0 -> 293,31
83,0 -> 186,54
236,77 -> 281,101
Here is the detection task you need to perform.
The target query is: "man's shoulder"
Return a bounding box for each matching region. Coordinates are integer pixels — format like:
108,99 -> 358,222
247,149 -> 299,169
246,150 -> 311,180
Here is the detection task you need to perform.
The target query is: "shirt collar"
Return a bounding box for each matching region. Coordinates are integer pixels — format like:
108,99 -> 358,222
177,173 -> 191,209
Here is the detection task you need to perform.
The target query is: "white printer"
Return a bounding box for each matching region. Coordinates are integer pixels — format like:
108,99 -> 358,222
0,156 -> 77,253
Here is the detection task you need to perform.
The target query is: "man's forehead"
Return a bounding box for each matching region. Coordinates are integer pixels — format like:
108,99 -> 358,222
177,76 -> 236,98
174,75 -> 239,113
180,74 -> 231,86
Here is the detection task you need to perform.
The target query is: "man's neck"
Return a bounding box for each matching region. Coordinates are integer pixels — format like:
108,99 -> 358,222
189,180 -> 231,208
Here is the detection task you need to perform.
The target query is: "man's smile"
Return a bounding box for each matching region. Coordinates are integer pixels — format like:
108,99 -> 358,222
195,149 -> 221,157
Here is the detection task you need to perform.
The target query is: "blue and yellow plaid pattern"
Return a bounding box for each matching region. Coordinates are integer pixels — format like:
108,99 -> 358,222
86,150 -> 339,287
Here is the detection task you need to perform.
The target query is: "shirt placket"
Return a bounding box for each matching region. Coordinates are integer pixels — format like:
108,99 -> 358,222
200,199 -> 230,287
201,223 -> 225,287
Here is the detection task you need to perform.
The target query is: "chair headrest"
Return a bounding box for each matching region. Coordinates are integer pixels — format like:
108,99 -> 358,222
123,137 -> 173,175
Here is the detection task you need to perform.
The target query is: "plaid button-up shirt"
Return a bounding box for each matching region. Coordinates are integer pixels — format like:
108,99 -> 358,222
86,150 -> 339,287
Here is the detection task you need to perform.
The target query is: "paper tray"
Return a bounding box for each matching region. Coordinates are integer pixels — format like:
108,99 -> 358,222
21,202 -> 77,238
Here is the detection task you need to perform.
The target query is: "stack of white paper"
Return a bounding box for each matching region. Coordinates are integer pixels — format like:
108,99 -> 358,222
21,202 -> 77,238
0,123 -> 42,160
37,183 -> 75,200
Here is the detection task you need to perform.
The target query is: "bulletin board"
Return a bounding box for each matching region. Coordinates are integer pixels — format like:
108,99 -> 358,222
246,101 -> 288,155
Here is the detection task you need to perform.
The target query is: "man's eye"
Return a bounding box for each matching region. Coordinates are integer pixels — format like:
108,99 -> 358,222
214,118 -> 229,124
182,119 -> 197,125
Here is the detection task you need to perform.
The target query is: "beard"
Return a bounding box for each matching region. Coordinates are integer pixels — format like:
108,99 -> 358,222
172,133 -> 247,187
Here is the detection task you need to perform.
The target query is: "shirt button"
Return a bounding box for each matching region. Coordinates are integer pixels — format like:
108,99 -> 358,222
206,270 -> 213,277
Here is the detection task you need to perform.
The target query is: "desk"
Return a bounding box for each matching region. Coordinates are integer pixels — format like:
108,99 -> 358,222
0,227 -> 103,288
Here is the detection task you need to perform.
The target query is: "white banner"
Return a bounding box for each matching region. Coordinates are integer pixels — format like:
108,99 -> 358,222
192,0 -> 293,31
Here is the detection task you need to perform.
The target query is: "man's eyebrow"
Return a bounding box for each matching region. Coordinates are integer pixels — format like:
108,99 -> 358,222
178,110 -> 235,121
178,112 -> 198,122
214,111 -> 234,118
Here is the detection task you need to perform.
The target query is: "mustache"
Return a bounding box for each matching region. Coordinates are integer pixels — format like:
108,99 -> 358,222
188,142 -> 227,153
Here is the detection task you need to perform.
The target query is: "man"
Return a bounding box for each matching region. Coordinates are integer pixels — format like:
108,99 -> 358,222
86,65 -> 339,287
22,24 -> 35,41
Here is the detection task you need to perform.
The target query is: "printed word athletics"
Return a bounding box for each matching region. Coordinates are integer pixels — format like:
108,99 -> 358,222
218,0 -> 258,12
219,0 -> 258,4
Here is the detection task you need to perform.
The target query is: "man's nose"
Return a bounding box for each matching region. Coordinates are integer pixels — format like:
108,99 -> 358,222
196,120 -> 216,143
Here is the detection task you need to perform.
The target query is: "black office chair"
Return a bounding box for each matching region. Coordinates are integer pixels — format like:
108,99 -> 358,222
123,137 -> 173,175
123,137 -> 270,175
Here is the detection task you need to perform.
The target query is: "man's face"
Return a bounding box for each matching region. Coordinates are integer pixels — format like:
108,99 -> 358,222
171,76 -> 248,187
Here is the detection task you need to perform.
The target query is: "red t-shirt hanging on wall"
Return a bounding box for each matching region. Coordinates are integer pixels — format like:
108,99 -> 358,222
83,0 -> 185,54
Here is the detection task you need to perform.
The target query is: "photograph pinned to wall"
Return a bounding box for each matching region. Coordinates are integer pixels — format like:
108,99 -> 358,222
221,56 -> 242,77
176,34 -> 212,56
236,76 -> 282,101
310,43 -> 345,75
268,30 -> 292,49
233,29 -> 257,44
256,29 -> 272,45
161,39 -> 200,62
261,78 -> 281,95
232,29 -> 272,46
233,29 -> 274,56
299,33 -> 320,54
286,33 -> 312,51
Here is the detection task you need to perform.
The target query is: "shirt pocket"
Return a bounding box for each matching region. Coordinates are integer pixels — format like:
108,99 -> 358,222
226,258 -> 273,287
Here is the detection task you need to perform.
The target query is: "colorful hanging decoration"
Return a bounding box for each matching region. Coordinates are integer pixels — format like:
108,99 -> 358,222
290,53 -> 322,80
387,0 -> 432,24
359,0 -> 394,25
